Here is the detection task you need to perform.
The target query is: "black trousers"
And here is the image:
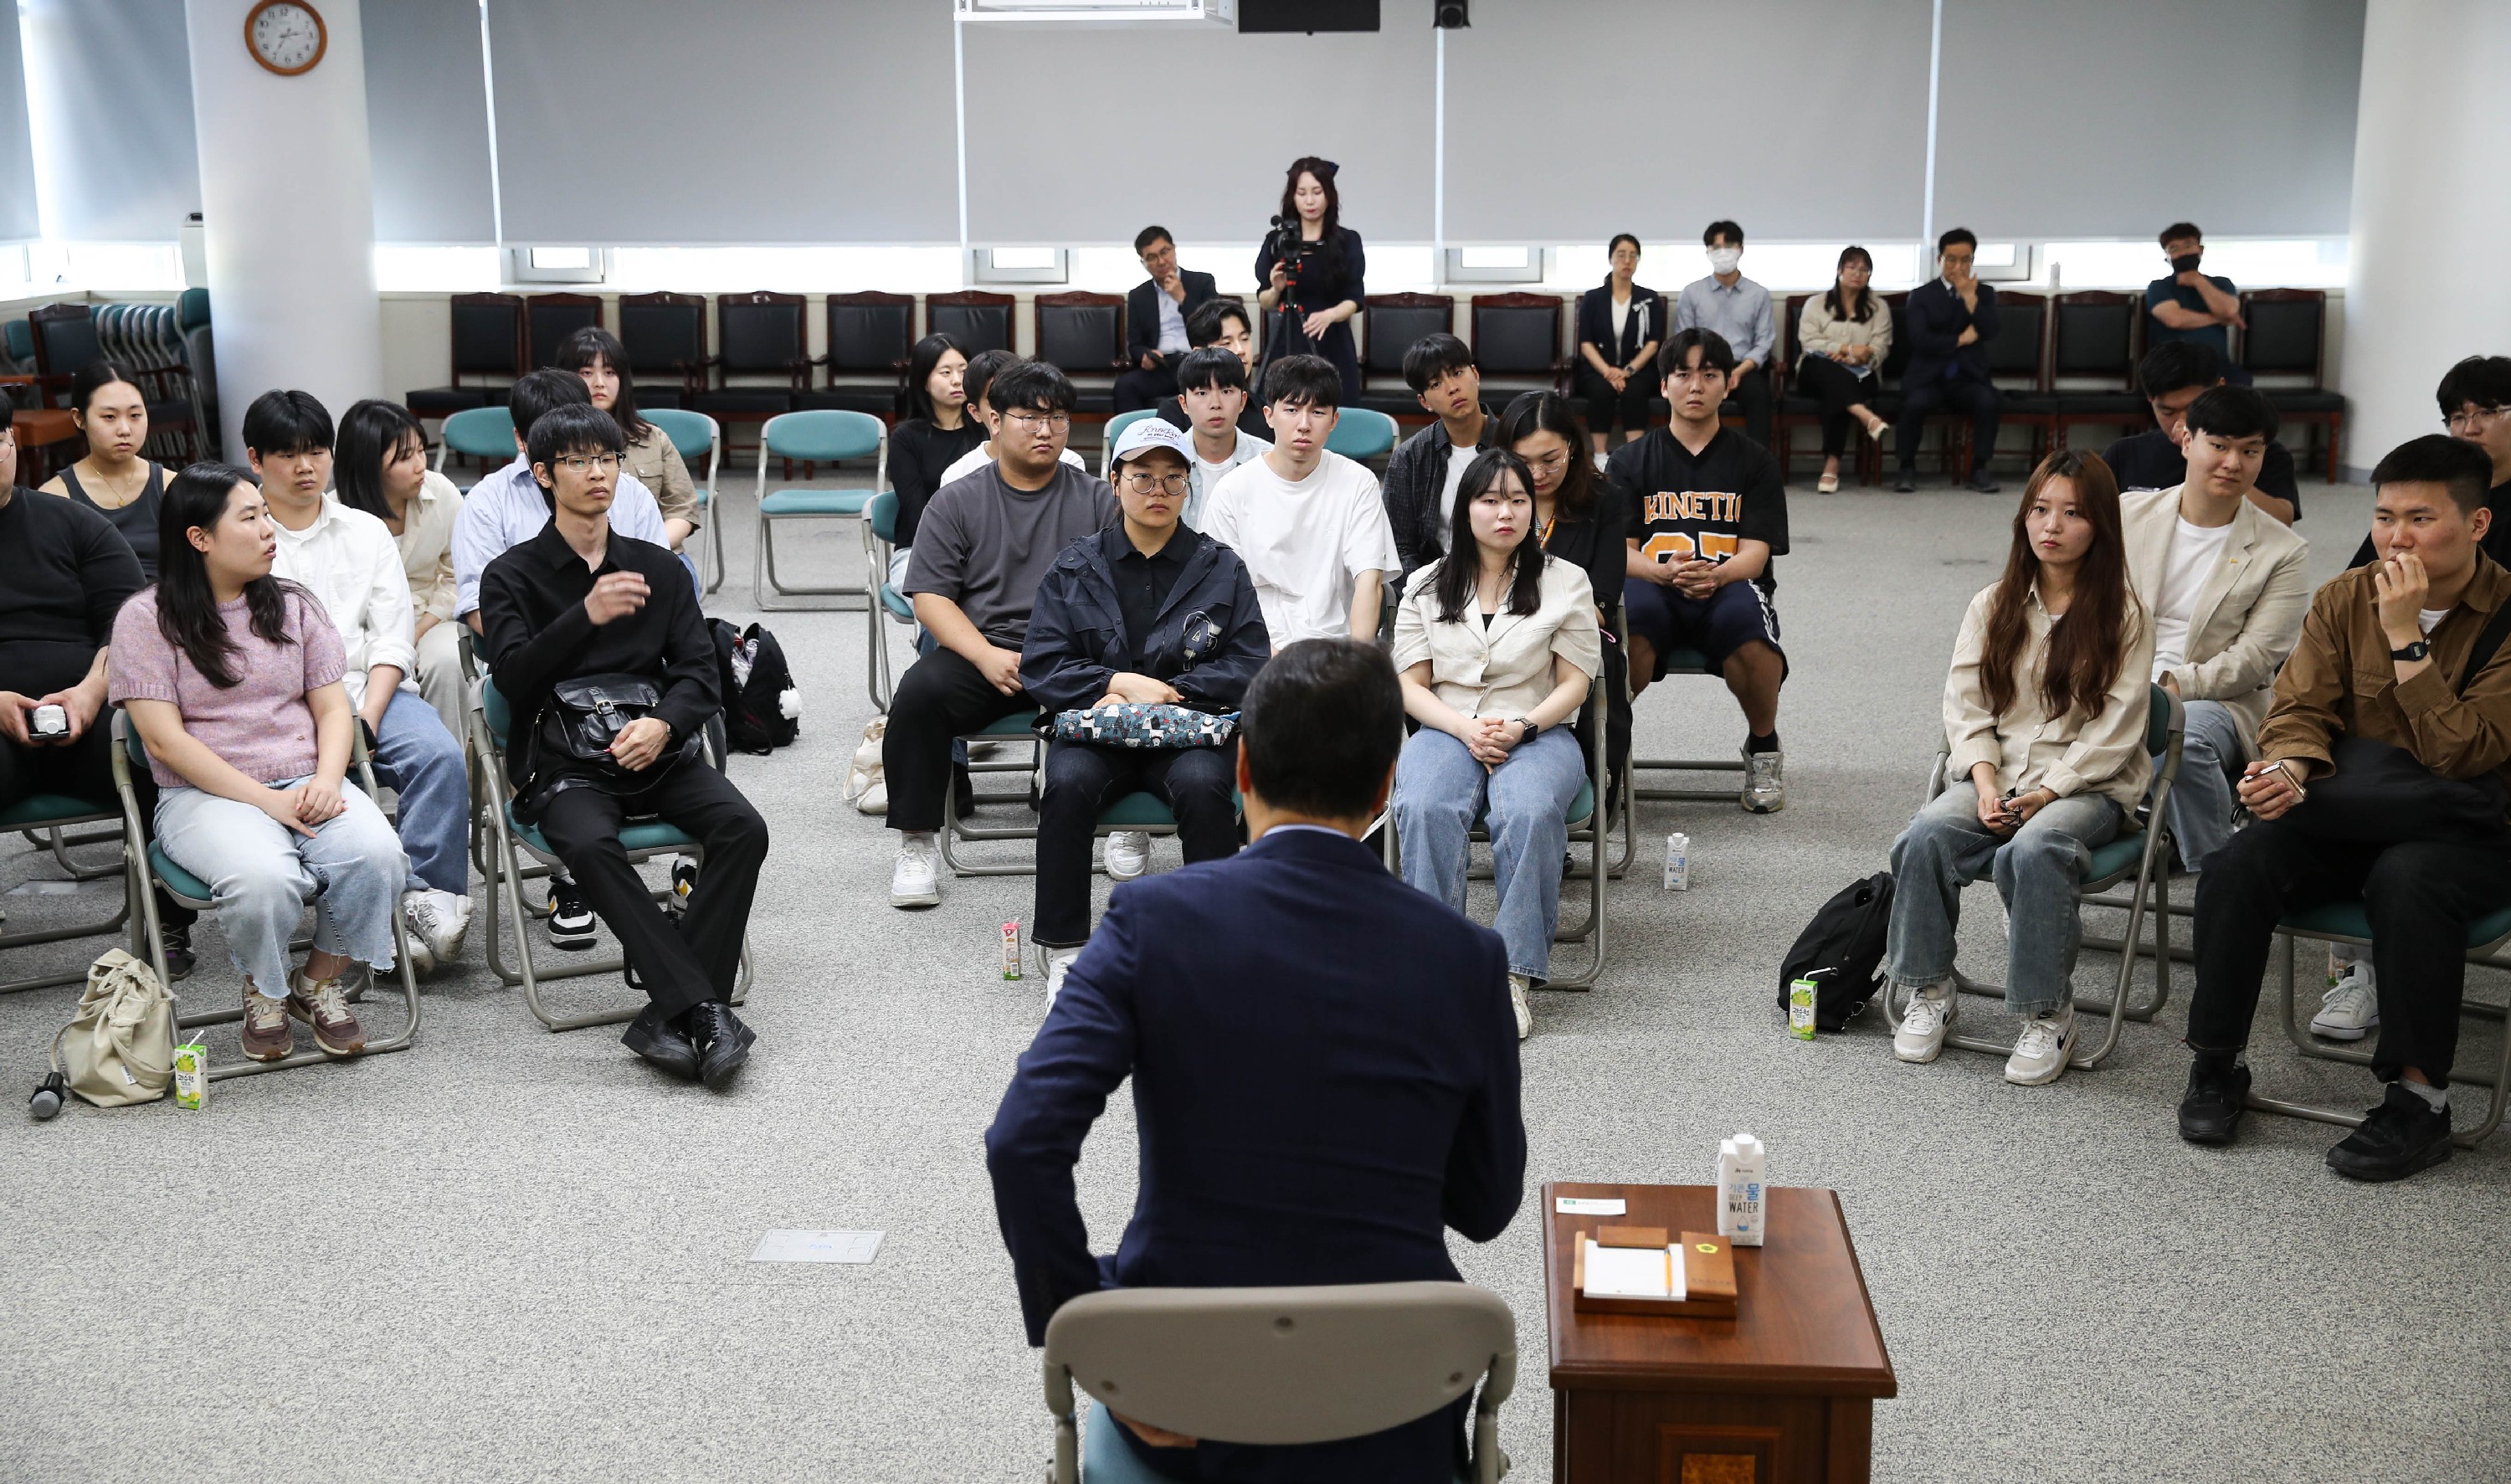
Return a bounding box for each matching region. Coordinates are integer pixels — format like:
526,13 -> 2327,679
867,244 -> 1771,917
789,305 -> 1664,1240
1114,362 -> 1178,414
3,726 -> 194,928
2187,814 -> 2511,1087
1895,377 -> 2000,474
883,646 -> 1032,833
1728,366 -> 1774,450
1574,363 -> 1655,438
536,763 -> 768,1020
1794,356 -> 1881,457
1033,742 -> 1238,947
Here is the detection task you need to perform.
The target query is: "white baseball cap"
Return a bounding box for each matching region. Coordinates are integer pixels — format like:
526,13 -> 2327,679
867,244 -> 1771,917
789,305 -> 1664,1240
1111,417 -> 1194,468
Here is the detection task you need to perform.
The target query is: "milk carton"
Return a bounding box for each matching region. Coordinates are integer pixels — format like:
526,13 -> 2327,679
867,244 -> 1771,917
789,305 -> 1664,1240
1717,1132 -> 1765,1246
172,1039 -> 208,1110
1663,833 -> 1690,891
1000,921 -> 1023,981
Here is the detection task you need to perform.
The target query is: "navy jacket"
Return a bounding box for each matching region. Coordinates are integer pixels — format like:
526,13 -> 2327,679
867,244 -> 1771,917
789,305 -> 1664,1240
984,827 -> 1525,1482
1902,278 -> 2001,387
1127,271 -> 1220,366
1018,526 -> 1271,716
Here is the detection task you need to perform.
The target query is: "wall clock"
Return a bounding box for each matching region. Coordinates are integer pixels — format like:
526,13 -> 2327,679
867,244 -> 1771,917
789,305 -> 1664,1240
245,1 -> 326,77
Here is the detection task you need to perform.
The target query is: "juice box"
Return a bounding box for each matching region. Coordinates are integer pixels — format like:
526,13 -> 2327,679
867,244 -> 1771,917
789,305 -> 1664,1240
172,1039 -> 208,1109
1001,921 -> 1022,981
1788,979 -> 1818,1040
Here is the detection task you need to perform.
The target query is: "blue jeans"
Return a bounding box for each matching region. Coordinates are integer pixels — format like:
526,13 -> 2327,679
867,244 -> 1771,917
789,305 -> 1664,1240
154,778 -> 405,993
1393,725 -> 1584,981
2157,697 -> 2244,873
368,688 -> 470,896
1886,783 -> 2123,1016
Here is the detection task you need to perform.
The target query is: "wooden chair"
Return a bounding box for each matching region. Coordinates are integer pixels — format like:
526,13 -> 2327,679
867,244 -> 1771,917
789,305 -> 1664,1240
405,292 -> 525,420
927,290 -> 1014,357
693,290 -> 808,457
1978,289 -> 2054,480
1356,292 -> 1455,423
2049,290 -> 2147,453
523,292 -> 603,370
2240,288 -> 2343,482
616,290 -> 710,408
803,290 -> 915,418
1032,291 -> 1127,421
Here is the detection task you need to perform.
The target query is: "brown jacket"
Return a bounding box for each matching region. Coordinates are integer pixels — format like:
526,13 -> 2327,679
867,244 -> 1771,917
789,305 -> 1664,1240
2257,555 -> 2511,784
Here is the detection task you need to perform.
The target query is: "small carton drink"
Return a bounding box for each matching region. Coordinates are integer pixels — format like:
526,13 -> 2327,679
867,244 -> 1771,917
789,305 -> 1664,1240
172,1038 -> 208,1110
1788,978 -> 1817,1040
1001,921 -> 1023,981
1717,1133 -> 1766,1247
1663,833 -> 1690,891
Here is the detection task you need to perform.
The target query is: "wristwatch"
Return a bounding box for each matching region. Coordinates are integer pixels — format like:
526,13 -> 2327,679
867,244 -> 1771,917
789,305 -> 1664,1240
2391,639 -> 2432,662
1510,716 -> 1539,741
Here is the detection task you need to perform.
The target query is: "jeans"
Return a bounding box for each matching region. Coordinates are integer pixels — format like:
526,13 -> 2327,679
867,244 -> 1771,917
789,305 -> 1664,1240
1033,742 -> 1239,947
2188,814 -> 2511,1087
1886,783 -> 2123,1015
154,778 -> 405,993
2158,698 -> 2244,874
1394,726 -> 1585,981
882,646 -> 1032,833
368,688 -> 470,896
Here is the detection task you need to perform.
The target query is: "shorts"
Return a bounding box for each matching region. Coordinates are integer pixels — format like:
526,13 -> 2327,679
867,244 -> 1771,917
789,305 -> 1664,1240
1620,576 -> 1785,679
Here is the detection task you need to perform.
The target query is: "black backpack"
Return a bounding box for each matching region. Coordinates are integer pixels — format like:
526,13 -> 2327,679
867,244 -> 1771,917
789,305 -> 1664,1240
1775,872 -> 1895,1031
709,619 -> 801,755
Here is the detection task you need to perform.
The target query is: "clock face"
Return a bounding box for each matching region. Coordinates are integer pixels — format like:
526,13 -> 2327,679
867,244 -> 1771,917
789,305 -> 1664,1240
248,3 -> 326,74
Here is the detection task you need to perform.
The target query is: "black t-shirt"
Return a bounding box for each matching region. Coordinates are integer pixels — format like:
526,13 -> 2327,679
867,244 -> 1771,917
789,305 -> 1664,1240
1109,526 -> 1192,670
0,487 -> 145,696
2102,429 -> 2303,518
1605,427 -> 1789,593
2348,476 -> 2511,571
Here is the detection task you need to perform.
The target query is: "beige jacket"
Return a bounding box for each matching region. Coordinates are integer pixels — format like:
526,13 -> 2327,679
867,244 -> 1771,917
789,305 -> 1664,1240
2120,485 -> 2310,749
1796,291 -> 1892,367
395,470 -> 463,624
1944,582 -> 2154,806
1394,553 -> 1603,720
623,421 -> 699,535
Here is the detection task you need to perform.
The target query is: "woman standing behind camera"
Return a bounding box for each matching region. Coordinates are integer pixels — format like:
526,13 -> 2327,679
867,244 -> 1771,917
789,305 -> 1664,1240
1255,157 -> 1365,403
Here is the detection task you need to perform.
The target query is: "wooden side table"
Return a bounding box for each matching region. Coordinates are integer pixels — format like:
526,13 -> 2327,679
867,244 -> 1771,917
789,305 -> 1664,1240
1543,1182 -> 1897,1484
12,405 -> 80,486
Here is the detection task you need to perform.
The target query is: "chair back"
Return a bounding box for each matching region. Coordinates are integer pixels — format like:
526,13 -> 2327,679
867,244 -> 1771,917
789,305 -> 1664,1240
2239,290 -> 2326,384
1100,407 -> 1156,477
525,293 -> 603,369
928,291 -> 1014,355
619,292 -> 708,389
867,488 -> 900,546
1325,407 -> 1398,460
440,405 -> 516,462
1468,294 -> 1562,378
1878,290 -> 1913,383
763,408 -> 882,464
1363,294 -> 1456,377
1034,292 -> 1124,374
825,291 -> 916,375
480,675 -> 515,750
1983,290 -> 2048,389
2145,681 -> 2180,761
447,293 -> 526,380
1044,1281 -> 1514,1449
643,407 -> 716,465
29,302 -> 101,380
717,291 -> 809,381
2051,291 -> 2137,387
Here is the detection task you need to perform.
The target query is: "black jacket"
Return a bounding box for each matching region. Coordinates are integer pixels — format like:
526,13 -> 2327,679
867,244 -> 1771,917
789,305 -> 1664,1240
1019,526 -> 1270,716
1576,281 -> 1666,367
1126,271 -> 1219,366
1903,278 -> 2000,387
1384,412 -> 1502,585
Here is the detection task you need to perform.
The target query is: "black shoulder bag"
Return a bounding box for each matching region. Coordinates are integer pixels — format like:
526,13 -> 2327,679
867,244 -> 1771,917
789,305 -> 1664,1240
2283,602 -> 2511,845
525,672 -> 702,811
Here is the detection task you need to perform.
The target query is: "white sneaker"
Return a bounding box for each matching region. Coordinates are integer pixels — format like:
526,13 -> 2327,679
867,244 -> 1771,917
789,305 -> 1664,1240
398,891 -> 441,976
1104,830 -> 1151,881
1892,983 -> 1956,1062
2005,1004 -> 2077,1085
1507,973 -> 1533,1040
890,834 -> 942,908
408,887 -> 471,967
1045,949 -> 1080,1014
1742,748 -> 1784,814
2311,966 -> 2380,1041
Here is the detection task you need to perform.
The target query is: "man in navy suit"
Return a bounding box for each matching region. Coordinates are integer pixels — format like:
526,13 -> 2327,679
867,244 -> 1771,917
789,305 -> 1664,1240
1893,225 -> 2005,495
1119,225 -> 1220,413
986,639 -> 1526,1483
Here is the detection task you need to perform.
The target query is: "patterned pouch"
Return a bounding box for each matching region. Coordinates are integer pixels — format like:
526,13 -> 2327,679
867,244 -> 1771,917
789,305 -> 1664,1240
1050,704 -> 1238,749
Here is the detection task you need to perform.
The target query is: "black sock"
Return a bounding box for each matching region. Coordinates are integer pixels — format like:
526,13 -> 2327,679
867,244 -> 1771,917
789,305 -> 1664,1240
1747,732 -> 1780,755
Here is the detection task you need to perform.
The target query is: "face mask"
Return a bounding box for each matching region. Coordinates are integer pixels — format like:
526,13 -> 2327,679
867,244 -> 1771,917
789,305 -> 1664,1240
1707,247 -> 1742,275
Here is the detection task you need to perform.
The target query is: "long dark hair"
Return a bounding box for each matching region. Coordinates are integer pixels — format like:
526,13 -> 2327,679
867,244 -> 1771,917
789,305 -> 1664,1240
152,463 -> 301,690
1980,450 -> 2134,724
1822,245 -> 1876,323
333,398 -> 426,525
71,359 -> 146,418
554,326 -> 650,445
1277,156 -> 1344,280
1497,391 -> 1594,520
901,332 -> 968,425
1433,449 -> 1546,624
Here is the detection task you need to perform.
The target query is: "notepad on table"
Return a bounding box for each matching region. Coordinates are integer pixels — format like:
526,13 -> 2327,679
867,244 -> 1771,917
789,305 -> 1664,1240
1581,1238 -> 1685,1300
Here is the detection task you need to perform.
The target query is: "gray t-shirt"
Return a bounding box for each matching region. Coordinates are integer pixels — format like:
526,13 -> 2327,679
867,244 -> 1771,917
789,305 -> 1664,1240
903,461 -> 1117,647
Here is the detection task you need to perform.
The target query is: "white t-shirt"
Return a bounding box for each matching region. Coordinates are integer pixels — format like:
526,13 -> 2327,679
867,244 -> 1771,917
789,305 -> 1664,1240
1428,440 -> 1478,555
1184,431 -> 1270,532
2419,607 -> 2452,635
2150,516 -> 2235,675
1610,295 -> 1632,345
940,442 -> 1087,488
1200,449 -> 1400,647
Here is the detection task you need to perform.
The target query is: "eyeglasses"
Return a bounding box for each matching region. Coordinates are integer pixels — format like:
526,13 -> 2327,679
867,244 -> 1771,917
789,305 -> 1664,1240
1003,409 -> 1071,431
1122,471 -> 1190,495
556,454 -> 620,475
2447,406 -> 2508,433
1519,446 -> 1568,474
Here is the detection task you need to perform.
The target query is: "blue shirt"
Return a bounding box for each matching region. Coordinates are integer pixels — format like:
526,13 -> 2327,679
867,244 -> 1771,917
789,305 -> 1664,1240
451,455 -> 666,618
2143,273 -> 2236,357
1673,274 -> 1776,369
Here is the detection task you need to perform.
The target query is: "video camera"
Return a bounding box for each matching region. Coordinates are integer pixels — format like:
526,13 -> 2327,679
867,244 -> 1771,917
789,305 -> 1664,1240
1268,214 -> 1322,313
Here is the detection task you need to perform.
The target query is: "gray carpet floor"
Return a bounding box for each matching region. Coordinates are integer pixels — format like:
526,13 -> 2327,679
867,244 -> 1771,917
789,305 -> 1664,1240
3,469 -> 2505,1483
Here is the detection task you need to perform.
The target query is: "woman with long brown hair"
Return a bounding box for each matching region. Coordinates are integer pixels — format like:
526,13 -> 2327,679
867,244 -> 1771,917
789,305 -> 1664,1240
1884,450 -> 2154,1086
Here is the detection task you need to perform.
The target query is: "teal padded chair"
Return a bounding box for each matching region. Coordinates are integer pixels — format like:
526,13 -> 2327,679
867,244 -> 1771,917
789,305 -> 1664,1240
644,408 -> 723,594
753,408 -> 884,609
862,490 -> 917,713
0,792 -> 130,995
937,711 -> 1231,881
1882,684 -> 2184,1072
467,672 -> 751,1031
1098,407 -> 1157,479
434,405 -> 517,487
108,711 -> 423,1081
2245,901 -> 2511,1150
1625,634 -> 1749,808
1323,407 -> 1398,464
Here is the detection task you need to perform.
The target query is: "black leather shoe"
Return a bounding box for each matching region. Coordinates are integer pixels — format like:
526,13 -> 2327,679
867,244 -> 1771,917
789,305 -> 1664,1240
2327,1082 -> 2454,1183
688,1000 -> 755,1091
1964,471 -> 2003,494
621,1004 -> 701,1081
1892,469 -> 1918,493
2176,1060 -> 2252,1144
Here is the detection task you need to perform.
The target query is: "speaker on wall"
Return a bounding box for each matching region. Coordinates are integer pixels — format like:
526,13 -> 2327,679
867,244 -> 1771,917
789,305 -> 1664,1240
1434,1 -> 1468,26
1238,0 -> 1380,33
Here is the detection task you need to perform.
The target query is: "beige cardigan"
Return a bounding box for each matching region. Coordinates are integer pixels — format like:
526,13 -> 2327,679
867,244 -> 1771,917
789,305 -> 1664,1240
1394,553 -> 1603,720
2119,485 -> 2311,749
1797,291 -> 1893,366
1944,582 -> 2155,806
393,470 -> 464,624
622,421 -> 699,535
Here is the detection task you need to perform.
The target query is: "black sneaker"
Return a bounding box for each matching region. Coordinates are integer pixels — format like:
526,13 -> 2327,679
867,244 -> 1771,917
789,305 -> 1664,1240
2176,1059 -> 2252,1145
1964,470 -> 2003,494
2326,1082 -> 2454,1183
621,1003 -> 701,1081
158,923 -> 196,981
547,881 -> 597,951
1892,468 -> 1918,493
687,1000 -> 755,1091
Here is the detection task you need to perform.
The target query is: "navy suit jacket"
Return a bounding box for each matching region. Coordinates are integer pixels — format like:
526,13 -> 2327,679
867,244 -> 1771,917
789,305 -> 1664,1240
1127,270 -> 1220,365
985,825 -> 1525,1482
1903,277 -> 2001,388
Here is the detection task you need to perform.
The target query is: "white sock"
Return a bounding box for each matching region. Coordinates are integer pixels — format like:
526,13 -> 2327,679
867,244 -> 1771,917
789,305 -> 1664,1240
2403,1080 -> 2447,1112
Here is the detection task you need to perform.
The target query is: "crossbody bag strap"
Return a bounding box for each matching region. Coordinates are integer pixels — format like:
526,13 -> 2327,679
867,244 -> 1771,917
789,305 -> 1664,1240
2456,598 -> 2511,698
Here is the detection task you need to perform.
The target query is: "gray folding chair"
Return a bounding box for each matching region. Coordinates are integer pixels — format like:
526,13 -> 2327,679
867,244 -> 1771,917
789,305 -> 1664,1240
1,793 -> 131,995
1042,1281 -> 1515,1484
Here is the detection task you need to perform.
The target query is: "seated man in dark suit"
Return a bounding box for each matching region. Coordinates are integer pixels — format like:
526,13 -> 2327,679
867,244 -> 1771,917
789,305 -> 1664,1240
986,638 -> 1526,1484
1893,226 -> 2005,494
1117,226 -> 1219,413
